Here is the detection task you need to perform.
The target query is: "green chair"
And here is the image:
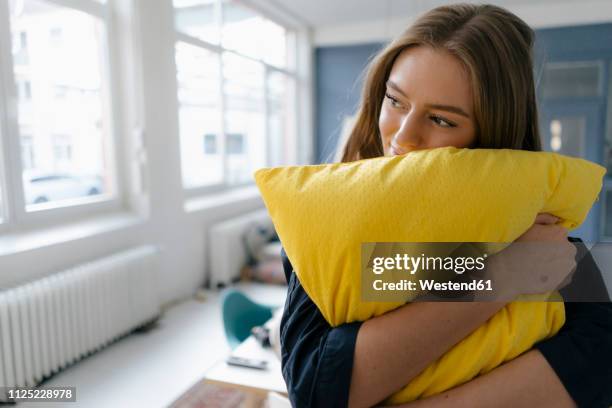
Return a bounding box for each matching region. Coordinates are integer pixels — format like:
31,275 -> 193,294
221,289 -> 274,349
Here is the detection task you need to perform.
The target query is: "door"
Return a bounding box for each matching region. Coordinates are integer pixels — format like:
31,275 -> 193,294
540,102 -> 605,241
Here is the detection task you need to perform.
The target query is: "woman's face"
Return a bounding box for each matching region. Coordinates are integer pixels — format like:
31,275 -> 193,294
379,46 -> 477,156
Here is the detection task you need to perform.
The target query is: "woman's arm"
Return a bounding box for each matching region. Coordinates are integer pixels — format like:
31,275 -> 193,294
392,304 -> 612,408
392,349 -> 576,408
348,301 -> 506,407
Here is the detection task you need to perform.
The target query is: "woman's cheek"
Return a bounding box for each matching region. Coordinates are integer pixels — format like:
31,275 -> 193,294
378,108 -> 396,148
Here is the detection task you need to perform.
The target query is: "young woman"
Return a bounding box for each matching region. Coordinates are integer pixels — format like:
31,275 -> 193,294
280,4 -> 612,408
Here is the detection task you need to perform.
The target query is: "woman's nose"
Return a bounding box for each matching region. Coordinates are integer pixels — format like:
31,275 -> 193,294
392,114 -> 423,151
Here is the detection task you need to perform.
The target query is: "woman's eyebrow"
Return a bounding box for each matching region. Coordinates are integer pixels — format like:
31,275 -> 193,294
386,80 -> 409,98
386,80 -> 470,118
425,103 -> 470,118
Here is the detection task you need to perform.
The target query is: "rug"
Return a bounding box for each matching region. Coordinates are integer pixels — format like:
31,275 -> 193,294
169,380 -> 266,408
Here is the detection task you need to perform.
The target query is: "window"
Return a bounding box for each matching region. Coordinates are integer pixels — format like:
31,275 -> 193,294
203,134 -> 217,154
12,31 -> 28,51
0,0 -> 117,222
21,135 -> 35,170
0,158 -> 4,222
175,41 -> 223,188
226,133 -> 244,154
11,30 -> 29,64
52,134 -> 73,171
221,1 -> 288,68
546,117 -> 586,158
16,79 -> 32,100
173,0 -> 298,192
23,80 -> 31,99
174,0 -> 220,45
267,70 -> 297,167
223,52 -> 265,184
542,61 -> 603,99
20,31 -> 28,49
49,27 -> 63,47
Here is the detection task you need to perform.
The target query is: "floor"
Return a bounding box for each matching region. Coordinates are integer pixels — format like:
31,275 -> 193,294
18,282 -> 287,408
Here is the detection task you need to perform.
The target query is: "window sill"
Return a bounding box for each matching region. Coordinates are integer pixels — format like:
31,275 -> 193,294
184,185 -> 263,214
0,212 -> 146,257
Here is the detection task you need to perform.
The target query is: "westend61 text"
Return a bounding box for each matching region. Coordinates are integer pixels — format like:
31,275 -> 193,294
372,279 -> 493,292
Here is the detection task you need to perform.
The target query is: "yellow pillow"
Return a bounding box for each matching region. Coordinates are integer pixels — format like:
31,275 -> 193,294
254,147 -> 605,403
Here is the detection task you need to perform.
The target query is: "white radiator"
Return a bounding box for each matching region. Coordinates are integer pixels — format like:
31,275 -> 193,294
208,209 -> 274,287
0,246 -> 161,401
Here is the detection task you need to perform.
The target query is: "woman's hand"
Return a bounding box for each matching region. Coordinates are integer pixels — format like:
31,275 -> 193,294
516,213 -> 569,242
482,212 -> 577,300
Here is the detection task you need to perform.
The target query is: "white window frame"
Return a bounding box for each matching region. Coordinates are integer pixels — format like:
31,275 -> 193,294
173,0 -> 302,199
0,0 -> 126,233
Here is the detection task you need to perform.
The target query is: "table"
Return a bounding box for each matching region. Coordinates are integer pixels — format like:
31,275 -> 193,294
204,335 -> 287,401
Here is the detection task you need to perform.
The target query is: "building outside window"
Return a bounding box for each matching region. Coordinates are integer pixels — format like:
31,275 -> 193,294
173,0 -> 298,192
0,0 -> 117,222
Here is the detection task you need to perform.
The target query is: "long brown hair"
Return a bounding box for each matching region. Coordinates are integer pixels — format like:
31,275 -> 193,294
341,3 -> 542,162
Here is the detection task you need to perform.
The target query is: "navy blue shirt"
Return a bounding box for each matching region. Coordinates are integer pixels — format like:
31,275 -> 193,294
280,238 -> 612,407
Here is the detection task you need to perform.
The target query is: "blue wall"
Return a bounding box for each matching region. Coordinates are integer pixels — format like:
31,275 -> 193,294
315,43 -> 383,163
535,23 -> 612,61
313,24 -> 612,240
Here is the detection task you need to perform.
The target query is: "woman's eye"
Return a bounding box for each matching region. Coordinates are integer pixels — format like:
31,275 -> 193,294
430,115 -> 456,128
385,93 -> 402,108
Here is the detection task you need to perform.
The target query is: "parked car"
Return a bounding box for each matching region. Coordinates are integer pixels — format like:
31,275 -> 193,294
23,172 -> 103,205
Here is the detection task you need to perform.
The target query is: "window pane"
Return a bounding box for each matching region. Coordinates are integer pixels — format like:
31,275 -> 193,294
222,0 -> 287,68
176,42 -> 222,188
542,61 -> 602,99
544,117 -> 586,158
174,0 -> 220,45
9,0 -> 112,208
267,71 -> 297,166
223,52 -> 265,184
0,183 -> 4,222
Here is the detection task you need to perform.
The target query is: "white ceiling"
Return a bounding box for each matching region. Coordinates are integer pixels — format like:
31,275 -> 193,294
269,0 -> 579,27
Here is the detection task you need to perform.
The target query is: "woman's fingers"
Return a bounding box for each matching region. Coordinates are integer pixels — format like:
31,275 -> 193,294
535,213 -> 559,225
517,223 -> 568,242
